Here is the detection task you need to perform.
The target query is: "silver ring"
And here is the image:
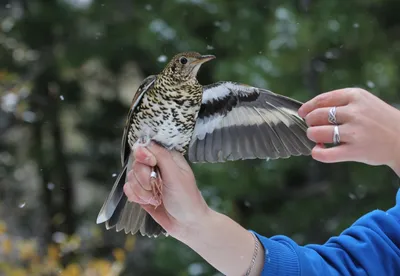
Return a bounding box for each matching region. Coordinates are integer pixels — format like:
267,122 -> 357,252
328,106 -> 337,125
333,125 -> 340,145
150,171 -> 157,179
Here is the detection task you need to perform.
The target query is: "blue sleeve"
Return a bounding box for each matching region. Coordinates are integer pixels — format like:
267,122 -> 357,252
250,188 -> 400,276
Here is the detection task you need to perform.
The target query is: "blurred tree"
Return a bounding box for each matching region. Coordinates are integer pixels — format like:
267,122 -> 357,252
1,0 -> 399,275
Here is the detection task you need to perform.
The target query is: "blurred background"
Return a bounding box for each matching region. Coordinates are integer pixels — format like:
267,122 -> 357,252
1,0 -> 400,275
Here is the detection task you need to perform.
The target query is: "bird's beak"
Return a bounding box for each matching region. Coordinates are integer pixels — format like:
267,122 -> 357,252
193,55 -> 216,65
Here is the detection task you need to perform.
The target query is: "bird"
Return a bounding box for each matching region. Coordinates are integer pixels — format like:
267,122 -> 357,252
96,51 -> 315,238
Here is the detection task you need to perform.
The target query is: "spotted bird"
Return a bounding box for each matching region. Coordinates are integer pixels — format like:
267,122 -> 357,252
96,52 -> 315,237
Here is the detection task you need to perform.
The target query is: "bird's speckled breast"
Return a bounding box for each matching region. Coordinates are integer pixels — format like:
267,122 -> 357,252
127,79 -> 203,153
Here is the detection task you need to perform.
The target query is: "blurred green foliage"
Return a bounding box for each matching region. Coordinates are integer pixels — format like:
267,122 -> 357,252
1,0 -> 399,275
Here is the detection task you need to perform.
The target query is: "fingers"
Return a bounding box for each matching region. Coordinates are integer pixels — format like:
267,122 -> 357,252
123,182 -> 146,204
307,125 -> 354,144
128,163 -> 152,191
312,143 -> 353,163
146,142 -> 180,176
305,106 -> 349,127
134,146 -> 157,166
124,162 -> 160,206
135,142 -> 187,172
298,88 -> 357,117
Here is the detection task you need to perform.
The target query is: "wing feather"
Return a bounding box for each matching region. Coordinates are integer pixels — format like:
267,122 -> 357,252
188,81 -> 315,163
120,75 -> 157,165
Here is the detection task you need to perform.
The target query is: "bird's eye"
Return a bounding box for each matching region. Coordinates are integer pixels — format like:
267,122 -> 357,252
179,57 -> 188,64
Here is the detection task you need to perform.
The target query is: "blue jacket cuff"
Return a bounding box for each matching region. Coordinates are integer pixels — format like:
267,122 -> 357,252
250,231 -> 300,276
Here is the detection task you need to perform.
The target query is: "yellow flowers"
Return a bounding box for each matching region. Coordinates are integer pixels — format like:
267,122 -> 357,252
113,248 -> 126,263
0,220 -> 6,235
0,223 -> 134,276
17,239 -> 37,261
2,237 -> 12,254
47,244 -> 60,263
124,235 -> 136,252
61,263 -> 82,276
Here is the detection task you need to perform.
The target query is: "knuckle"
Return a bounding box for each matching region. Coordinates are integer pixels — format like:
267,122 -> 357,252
132,180 -> 143,194
304,113 -> 313,126
132,162 -> 141,176
344,105 -> 357,120
331,89 -> 343,99
123,183 -> 132,197
305,109 -> 321,125
343,125 -> 358,142
316,93 -> 330,106
132,162 -> 148,177
348,87 -> 363,101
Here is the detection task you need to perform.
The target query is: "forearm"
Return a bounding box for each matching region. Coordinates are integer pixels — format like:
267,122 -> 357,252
389,106 -> 400,177
389,132 -> 400,177
175,208 -> 265,276
393,138 -> 400,177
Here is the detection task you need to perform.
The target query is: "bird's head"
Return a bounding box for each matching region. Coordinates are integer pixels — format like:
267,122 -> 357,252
161,52 -> 215,81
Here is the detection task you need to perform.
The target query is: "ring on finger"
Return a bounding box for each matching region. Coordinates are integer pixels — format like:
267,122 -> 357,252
328,106 -> 338,125
333,125 -> 340,145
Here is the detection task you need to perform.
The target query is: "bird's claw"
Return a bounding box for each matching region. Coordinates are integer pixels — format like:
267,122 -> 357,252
150,167 -> 163,209
133,135 -> 152,152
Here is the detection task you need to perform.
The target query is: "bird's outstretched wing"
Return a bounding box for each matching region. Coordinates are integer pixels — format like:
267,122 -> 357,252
120,75 -> 157,166
188,81 -> 315,163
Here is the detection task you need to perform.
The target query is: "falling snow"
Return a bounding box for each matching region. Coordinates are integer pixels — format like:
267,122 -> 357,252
1,93 -> 18,112
157,55 -> 167,63
367,81 -> 375,88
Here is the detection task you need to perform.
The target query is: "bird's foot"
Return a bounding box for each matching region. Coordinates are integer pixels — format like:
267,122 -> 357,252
133,135 -> 152,152
150,166 -> 163,209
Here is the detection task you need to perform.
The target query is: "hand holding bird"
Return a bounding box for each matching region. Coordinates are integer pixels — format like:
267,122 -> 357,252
123,143 -> 209,239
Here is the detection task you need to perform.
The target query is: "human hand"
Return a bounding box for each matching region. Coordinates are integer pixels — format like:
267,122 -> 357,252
124,143 -> 264,275
298,88 -> 400,174
123,142 -> 210,239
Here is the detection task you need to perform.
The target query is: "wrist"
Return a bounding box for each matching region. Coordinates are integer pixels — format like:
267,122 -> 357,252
391,140 -> 400,177
172,208 -> 264,276
387,106 -> 400,177
172,205 -> 215,243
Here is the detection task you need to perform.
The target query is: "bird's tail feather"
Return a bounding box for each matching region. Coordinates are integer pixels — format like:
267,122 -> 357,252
96,154 -> 166,237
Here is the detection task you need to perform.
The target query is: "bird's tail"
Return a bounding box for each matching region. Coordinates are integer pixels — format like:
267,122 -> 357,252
96,155 -> 166,237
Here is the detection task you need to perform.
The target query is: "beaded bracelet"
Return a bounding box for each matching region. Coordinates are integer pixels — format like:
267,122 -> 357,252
244,232 -> 260,276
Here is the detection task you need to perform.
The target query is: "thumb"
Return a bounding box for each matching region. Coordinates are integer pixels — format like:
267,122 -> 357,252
146,142 -> 180,175
170,151 -> 192,172
312,143 -> 352,163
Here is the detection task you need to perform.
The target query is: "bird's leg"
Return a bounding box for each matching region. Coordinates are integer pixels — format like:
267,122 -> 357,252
134,135 -> 163,208
150,166 -> 163,209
